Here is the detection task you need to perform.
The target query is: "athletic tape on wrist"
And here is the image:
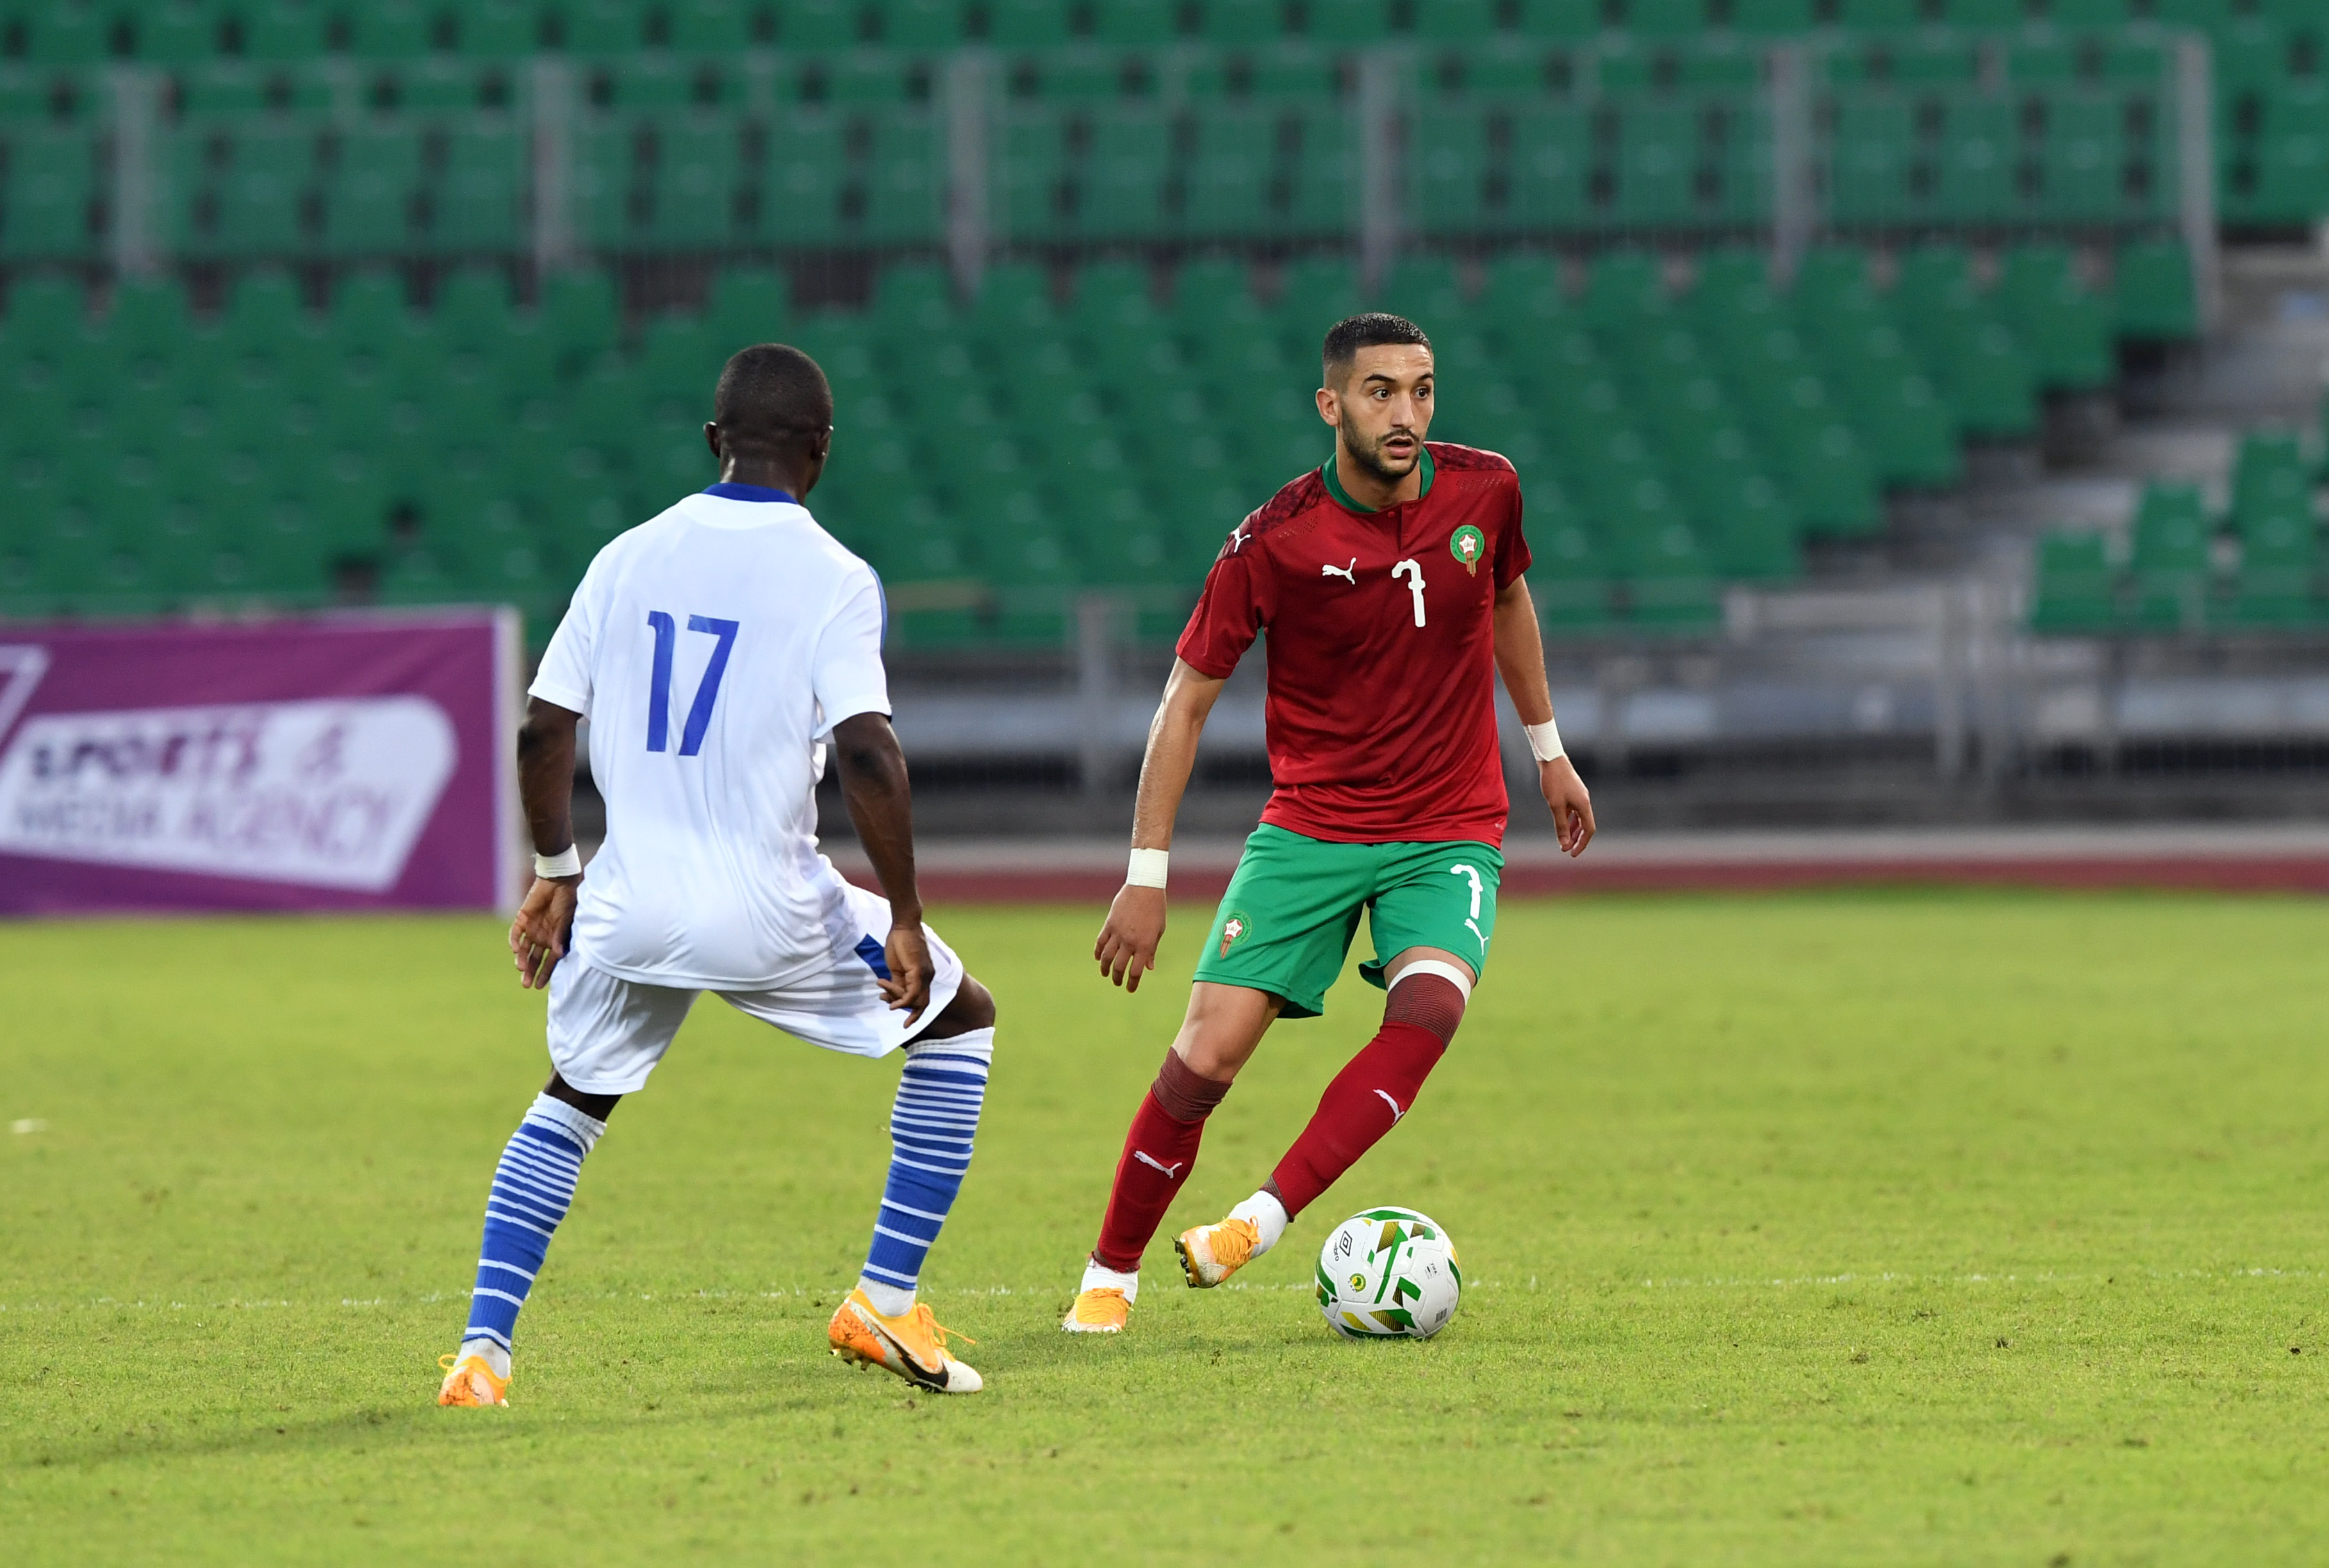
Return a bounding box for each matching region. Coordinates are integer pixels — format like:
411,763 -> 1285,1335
1126,847 -> 1169,889
534,845 -> 582,880
1388,958 -> 1474,1002
1524,716 -> 1565,763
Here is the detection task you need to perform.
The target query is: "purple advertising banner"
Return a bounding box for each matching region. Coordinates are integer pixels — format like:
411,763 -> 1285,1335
0,609 -> 521,916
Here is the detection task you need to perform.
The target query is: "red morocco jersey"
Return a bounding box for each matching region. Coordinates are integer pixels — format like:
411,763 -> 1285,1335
1176,443 -> 1531,847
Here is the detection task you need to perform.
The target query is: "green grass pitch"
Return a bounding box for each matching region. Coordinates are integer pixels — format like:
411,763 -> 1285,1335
4,893 -> 2325,1564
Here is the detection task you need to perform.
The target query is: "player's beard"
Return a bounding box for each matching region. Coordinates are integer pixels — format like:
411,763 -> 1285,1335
1337,413 -> 1422,489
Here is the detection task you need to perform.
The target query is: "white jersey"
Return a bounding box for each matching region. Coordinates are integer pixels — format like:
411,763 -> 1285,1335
530,485 -> 889,990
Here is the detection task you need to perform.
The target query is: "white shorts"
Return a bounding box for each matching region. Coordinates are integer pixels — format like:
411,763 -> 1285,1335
545,884 -> 966,1096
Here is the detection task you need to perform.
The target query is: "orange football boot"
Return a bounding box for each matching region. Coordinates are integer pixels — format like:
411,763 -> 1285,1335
1060,1287 -> 1131,1333
827,1288 -> 983,1394
436,1352 -> 510,1407
1174,1215 -> 1261,1288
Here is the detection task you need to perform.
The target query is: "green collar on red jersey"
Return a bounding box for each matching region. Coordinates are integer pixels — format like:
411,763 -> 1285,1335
1319,446 -> 1435,513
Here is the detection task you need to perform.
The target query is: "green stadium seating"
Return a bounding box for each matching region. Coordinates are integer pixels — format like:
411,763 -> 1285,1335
1996,243 -> 2116,391
462,0 -> 547,57
1891,245 -> 2038,440
879,0 -> 961,49
2128,481 -> 2211,630
105,274 -> 191,352
2031,531 -> 2118,632
434,266 -> 514,347
317,126 -> 420,255
1,18 -> 2317,643
2231,431 -> 2316,572
988,0 -> 1071,47
541,268 -> 620,361
136,1 -> 220,65
1,123 -> 101,260
708,263 -> 792,350
2113,236 -> 2198,340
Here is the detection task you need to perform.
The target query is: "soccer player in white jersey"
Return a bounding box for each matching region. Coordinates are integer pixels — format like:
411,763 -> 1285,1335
436,345 -> 996,1405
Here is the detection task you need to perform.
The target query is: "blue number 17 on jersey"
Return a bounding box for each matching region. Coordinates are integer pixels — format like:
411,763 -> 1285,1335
645,611 -> 739,755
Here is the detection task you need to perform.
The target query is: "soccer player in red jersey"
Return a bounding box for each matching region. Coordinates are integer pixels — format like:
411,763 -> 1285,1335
1060,313 -> 1596,1333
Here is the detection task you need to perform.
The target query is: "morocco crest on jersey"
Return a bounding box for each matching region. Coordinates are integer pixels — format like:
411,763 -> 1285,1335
1449,525 -> 1485,575
1219,911 -> 1252,958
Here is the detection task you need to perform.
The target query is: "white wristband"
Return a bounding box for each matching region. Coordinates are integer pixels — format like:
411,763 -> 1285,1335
1126,847 -> 1169,889
534,845 -> 582,880
1524,717 -> 1565,763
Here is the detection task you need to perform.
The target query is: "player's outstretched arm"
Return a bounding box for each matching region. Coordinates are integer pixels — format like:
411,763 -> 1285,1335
832,711 -> 935,1025
511,697 -> 584,989
1492,577 -> 1596,858
1096,658 -> 1227,993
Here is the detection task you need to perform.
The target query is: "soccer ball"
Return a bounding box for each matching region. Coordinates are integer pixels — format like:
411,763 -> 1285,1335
1315,1206 -> 1461,1340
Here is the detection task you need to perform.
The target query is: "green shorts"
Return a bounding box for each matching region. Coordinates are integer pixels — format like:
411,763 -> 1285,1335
1192,825 -> 1504,1019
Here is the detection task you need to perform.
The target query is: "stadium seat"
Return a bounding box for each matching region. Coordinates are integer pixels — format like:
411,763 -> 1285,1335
2030,531 -> 2118,632
1581,250 -> 1667,335
1181,107 -> 1271,236
434,266 -> 515,347
873,261 -> 959,343
972,260 -> 1057,338
346,0 -> 433,60
2231,431 -> 2316,572
639,309 -> 728,403
1375,256 -> 1469,333
1410,0 -> 1498,40
2112,236 -> 2198,341
1,124 -> 103,260
1277,256 -> 1361,342
708,264 -> 793,351
1410,106 -> 1494,236
627,115 -> 743,250
104,274 -> 192,354
1996,243 -> 2115,392
1891,246 -> 2039,440
420,126 -> 525,254
2127,481 -> 2212,630
987,0 -> 1071,47
864,120 -> 946,242
1078,108 -> 1171,238
541,268 -> 621,365
461,0 -> 546,56
136,0 -> 222,65
318,124 -> 422,255
331,270 -> 415,351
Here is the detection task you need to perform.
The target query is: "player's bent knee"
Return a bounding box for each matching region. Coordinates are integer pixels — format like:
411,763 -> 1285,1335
1383,971 -> 1467,1046
923,974 -> 996,1037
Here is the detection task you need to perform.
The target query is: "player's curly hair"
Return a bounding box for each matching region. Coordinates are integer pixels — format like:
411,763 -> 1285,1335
713,344 -> 834,459
1322,312 -> 1431,385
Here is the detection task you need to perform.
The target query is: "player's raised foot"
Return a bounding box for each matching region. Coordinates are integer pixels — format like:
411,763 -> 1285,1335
1175,1215 -> 1261,1288
827,1287 -> 982,1394
1062,1287 -> 1130,1333
436,1352 -> 509,1407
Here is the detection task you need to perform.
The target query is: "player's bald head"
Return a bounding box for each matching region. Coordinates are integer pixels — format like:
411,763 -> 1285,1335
712,344 -> 834,461
1322,313 -> 1431,390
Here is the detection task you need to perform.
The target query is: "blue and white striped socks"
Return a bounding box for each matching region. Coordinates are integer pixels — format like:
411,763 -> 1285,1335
857,1028 -> 995,1317
459,1093 -> 605,1377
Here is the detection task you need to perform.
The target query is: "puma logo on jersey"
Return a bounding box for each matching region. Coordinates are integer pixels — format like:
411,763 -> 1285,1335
1228,524 -> 1252,553
1374,1089 -> 1407,1123
1321,558 -> 1356,584
1132,1151 -> 1185,1178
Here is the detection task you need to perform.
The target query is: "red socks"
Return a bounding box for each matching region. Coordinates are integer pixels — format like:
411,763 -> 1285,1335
1092,973 -> 1464,1266
1268,1020 -> 1448,1219
1090,1051 -> 1231,1273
